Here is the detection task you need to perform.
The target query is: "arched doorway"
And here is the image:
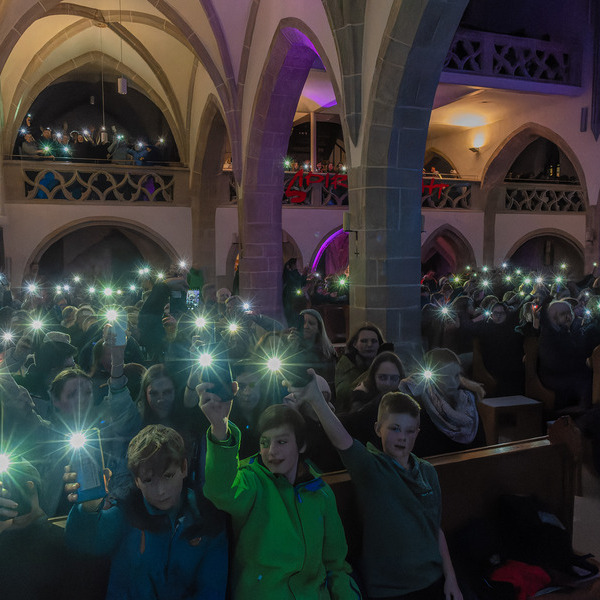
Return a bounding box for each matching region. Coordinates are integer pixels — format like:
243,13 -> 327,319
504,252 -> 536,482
30,224 -> 174,284
311,228 -> 349,276
421,226 -> 476,276
507,232 -> 584,279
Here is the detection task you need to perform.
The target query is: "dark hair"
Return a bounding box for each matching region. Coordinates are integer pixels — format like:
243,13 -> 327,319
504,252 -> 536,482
363,351 -> 405,394
345,322 -> 385,357
377,391 -> 421,422
138,363 -> 178,422
50,368 -> 91,402
257,404 -> 307,452
127,424 -> 186,477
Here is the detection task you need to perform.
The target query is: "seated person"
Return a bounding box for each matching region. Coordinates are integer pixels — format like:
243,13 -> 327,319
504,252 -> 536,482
200,387 -> 361,599
63,424 -> 228,600
399,348 -> 485,457
295,376 -> 463,600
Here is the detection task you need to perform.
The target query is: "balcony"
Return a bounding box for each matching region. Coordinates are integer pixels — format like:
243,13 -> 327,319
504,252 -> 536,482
441,28 -> 582,94
2,159 -> 191,206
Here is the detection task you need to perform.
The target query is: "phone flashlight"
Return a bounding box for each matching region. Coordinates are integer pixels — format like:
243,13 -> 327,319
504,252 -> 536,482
0,454 -> 33,517
69,429 -> 106,503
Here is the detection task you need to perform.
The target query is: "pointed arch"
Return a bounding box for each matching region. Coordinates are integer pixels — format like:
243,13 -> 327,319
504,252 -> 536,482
421,224 -> 476,273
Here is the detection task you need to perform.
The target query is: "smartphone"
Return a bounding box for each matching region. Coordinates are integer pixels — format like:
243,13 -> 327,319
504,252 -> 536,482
186,289 -> 200,309
112,314 -> 127,346
170,289 -> 186,315
70,428 -> 107,503
199,342 -> 233,402
0,461 -> 32,518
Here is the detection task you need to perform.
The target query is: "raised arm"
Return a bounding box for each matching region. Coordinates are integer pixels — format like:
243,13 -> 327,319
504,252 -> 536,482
289,369 -> 353,451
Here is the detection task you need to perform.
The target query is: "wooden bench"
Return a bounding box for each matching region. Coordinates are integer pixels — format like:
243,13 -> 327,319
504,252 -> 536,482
324,435 -> 574,548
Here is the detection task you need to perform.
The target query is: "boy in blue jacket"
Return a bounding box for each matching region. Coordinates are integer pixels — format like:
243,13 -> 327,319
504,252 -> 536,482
63,424 -> 228,600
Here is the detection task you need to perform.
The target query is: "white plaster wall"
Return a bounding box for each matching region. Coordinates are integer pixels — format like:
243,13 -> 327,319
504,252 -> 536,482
422,210 -> 485,266
215,205 -> 344,276
494,213 -> 586,264
4,204 -> 192,285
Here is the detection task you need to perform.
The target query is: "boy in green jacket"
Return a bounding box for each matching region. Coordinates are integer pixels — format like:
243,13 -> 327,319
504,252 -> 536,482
199,383 -> 361,600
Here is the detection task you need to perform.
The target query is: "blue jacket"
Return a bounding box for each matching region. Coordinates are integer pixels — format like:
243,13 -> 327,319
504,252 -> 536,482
66,488 -> 228,600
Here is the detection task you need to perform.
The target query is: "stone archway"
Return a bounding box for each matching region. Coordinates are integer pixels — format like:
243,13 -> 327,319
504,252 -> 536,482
505,229 -> 585,279
421,225 -> 476,275
24,218 -> 177,283
480,123 -> 590,267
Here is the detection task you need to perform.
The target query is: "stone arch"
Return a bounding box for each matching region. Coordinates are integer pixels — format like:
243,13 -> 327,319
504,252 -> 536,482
421,225 -> 476,275
239,20 -> 342,319
481,122 -> 588,200
480,122 -> 590,267
189,94 -> 234,284
309,226 -> 348,272
5,51 -> 185,158
505,229 -> 585,278
423,147 -> 460,176
351,0 -> 468,350
24,216 -> 178,282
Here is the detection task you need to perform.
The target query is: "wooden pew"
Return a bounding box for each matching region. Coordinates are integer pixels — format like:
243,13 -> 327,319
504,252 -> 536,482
523,336 -> 556,413
323,435 -> 575,568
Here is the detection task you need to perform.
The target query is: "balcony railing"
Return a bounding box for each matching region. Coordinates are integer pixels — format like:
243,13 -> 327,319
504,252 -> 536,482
504,183 -> 585,212
443,28 -> 581,88
3,159 -> 190,206
282,169 -> 348,206
421,177 -> 473,209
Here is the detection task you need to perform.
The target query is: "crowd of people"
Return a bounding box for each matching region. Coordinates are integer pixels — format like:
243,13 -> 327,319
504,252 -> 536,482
1,259 -> 599,598
16,115 -> 165,165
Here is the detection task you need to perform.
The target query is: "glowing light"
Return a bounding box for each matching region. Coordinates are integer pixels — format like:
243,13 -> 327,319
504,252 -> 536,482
440,306 -> 449,316
88,287 -> 96,294
423,369 -> 433,380
535,277 -> 544,284
502,262 -> 508,268
482,266 -> 489,272
283,159 -> 291,169
295,289 -> 303,296
2,332 -> 14,342
555,276 -> 563,284
198,352 -> 213,367
484,310 -> 491,317
43,146 -> 50,152
20,128 -> 26,134
515,269 -> 522,275
242,303 -> 251,312
83,130 -> 90,136
504,275 -> 512,283
106,310 -> 118,322
69,433 -> 87,449
0,453 -> 10,472
586,309 -> 592,317
103,287 -> 113,297
466,266 -> 471,271
450,113 -> 486,127
63,284 -> 71,292
73,276 -> 81,283
560,263 -> 567,270
524,278 -> 532,285
129,284 -> 136,292
27,283 -> 38,294
339,277 -> 347,287
138,267 -> 150,276
194,317 -> 207,329
116,290 -> 123,295
156,272 -> 164,279
178,260 -> 187,269
482,279 -> 490,287
595,263 -> 598,267
228,323 -> 239,333
159,138 -> 165,144
267,357 -> 282,372
55,286 -> 62,294
31,319 -> 43,330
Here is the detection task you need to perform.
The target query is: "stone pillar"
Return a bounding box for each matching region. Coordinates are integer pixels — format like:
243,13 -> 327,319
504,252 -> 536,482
348,163 -> 423,363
